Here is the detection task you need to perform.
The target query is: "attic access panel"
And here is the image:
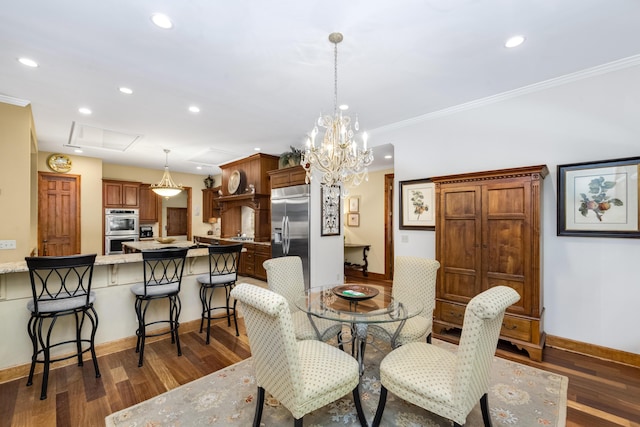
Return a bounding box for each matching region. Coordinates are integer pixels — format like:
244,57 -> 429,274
66,121 -> 142,151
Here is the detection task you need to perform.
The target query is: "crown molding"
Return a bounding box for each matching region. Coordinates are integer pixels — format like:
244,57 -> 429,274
0,94 -> 30,107
373,54 -> 640,134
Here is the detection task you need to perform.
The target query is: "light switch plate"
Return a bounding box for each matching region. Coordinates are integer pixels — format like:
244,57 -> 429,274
0,240 -> 16,250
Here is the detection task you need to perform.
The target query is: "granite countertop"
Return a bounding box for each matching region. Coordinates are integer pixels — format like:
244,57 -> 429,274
194,236 -> 271,246
122,240 -> 196,252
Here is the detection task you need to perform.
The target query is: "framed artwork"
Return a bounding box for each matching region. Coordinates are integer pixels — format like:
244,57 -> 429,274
347,213 -> 360,227
557,156 -> 640,238
321,185 -> 341,236
348,196 -> 360,213
399,178 -> 435,230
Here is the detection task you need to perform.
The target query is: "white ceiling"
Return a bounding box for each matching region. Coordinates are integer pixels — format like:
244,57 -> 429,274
2,0 -> 640,175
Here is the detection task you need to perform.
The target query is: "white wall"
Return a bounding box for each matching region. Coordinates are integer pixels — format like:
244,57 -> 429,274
377,61 -> 640,354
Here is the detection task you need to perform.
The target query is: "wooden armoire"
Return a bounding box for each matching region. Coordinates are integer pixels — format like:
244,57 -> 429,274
432,165 -> 548,361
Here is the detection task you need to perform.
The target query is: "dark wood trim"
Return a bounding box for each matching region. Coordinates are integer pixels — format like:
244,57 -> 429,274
384,173 -> 394,280
546,334 -> 640,368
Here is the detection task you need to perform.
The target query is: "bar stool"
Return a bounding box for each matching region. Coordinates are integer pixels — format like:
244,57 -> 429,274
196,243 -> 243,343
25,253 -> 100,400
130,247 -> 188,367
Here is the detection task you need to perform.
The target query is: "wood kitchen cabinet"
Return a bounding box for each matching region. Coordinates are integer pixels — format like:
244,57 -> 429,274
139,184 -> 160,223
432,165 -> 548,361
202,186 -> 221,222
237,242 -> 270,280
267,165 -> 307,189
103,180 -> 140,208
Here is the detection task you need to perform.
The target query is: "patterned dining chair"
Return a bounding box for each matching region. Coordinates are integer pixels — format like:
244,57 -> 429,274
368,256 -> 440,348
372,286 -> 520,427
263,256 -> 343,343
230,283 -> 367,427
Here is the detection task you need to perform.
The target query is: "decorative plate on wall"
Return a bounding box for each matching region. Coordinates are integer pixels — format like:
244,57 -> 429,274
47,153 -> 72,173
227,169 -> 246,195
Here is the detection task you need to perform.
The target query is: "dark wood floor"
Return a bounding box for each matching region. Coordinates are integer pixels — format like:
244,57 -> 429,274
1,278 -> 639,426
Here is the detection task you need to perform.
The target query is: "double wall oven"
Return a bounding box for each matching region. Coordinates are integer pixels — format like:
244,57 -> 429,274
105,208 -> 139,254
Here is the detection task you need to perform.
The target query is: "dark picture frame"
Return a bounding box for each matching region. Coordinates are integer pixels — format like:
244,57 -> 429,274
320,184 -> 341,236
399,178 -> 435,230
557,156 -> 640,238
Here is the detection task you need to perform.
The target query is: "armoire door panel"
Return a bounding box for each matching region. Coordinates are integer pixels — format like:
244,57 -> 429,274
443,189 -> 478,217
485,219 -> 526,276
442,268 -> 479,303
485,186 -> 526,214
485,276 -> 527,314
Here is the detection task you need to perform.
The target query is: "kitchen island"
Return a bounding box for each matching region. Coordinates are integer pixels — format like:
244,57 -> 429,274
122,239 -> 205,253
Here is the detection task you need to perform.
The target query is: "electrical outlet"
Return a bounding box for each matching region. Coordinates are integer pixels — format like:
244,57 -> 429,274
0,240 -> 16,250
401,235 -> 409,243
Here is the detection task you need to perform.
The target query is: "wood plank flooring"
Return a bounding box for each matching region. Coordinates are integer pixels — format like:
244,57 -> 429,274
1,278 -> 638,426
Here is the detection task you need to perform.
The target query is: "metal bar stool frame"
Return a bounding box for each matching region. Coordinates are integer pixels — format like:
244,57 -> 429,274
196,243 -> 243,343
25,253 -> 100,400
131,247 -> 188,367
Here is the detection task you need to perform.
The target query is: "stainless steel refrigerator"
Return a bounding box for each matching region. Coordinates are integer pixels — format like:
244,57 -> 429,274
271,184 -> 311,289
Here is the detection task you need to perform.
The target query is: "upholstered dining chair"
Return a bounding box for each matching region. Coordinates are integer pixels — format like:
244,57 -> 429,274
368,256 -> 440,348
263,256 -> 343,343
25,253 -> 100,400
195,243 -> 243,343
230,283 -> 367,427
130,247 -> 188,367
372,286 -> 520,427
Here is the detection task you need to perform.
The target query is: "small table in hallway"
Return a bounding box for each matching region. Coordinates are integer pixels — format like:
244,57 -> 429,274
344,243 -> 371,277
295,284 -> 423,375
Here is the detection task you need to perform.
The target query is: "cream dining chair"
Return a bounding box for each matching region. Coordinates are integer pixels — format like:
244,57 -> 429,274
372,285 -> 520,427
230,283 -> 367,427
263,256 -> 343,343
368,256 -> 440,348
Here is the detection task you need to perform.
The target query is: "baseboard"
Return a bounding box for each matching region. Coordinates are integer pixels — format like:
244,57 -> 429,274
546,335 -> 640,368
344,269 -> 386,281
0,319 -> 205,385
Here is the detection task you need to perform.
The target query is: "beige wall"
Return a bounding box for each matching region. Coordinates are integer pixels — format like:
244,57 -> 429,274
0,103 -> 34,263
344,168 -> 393,275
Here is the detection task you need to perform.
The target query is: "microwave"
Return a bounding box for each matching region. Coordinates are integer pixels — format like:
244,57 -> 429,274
105,209 -> 139,235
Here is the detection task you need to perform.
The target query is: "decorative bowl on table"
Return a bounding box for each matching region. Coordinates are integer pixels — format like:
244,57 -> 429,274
332,284 -> 379,301
155,237 -> 175,244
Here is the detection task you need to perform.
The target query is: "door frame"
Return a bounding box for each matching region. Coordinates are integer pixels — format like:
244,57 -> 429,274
384,173 -> 394,280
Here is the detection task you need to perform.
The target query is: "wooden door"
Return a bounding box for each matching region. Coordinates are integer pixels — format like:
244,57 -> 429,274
38,172 -> 81,256
482,179 -> 532,316
166,207 -> 187,236
436,184 -> 482,304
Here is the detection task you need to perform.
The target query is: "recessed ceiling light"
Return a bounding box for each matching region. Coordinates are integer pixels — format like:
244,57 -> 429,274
505,35 -> 525,48
74,149 -> 83,153
188,106 -> 200,113
254,147 -> 261,151
151,13 -> 173,29
18,57 -> 38,67
119,87 -> 133,95
339,104 -> 349,111
196,166 -> 202,170
78,107 -> 92,115
384,155 -> 393,159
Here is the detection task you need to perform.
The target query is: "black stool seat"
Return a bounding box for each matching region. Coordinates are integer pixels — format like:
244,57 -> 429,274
195,243 -> 243,343
25,253 -> 100,400
131,247 -> 188,367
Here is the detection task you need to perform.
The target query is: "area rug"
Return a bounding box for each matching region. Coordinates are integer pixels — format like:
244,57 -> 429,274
105,339 -> 567,426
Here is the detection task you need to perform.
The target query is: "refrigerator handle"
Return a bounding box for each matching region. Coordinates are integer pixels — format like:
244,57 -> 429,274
281,216 -> 287,255
284,215 -> 290,255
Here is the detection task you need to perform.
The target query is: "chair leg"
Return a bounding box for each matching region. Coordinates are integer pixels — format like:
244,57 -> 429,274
480,393 -> 492,427
294,418 -> 303,427
232,298 -> 239,336
253,386 -> 265,427
372,385 -> 388,427
40,317 -> 58,400
352,386 -> 368,427
26,316 -> 37,387
171,295 -> 182,357
75,311 -> 84,366
88,306 -> 101,378
426,332 -> 432,344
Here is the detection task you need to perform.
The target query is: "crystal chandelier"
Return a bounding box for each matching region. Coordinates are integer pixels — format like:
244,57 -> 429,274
151,149 -> 183,198
302,32 -> 373,196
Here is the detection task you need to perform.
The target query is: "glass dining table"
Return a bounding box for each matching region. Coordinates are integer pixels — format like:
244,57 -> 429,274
295,284 -> 423,375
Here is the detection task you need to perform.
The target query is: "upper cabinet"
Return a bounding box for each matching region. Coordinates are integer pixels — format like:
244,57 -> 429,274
139,184 -> 160,223
220,153 -> 279,197
202,186 -> 221,222
103,180 -> 140,208
268,165 -> 307,189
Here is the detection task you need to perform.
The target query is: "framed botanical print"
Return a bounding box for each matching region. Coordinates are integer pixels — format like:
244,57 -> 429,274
399,178 -> 435,230
347,213 -> 360,227
557,156 -> 640,237
321,185 -> 341,236
348,197 -> 359,213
